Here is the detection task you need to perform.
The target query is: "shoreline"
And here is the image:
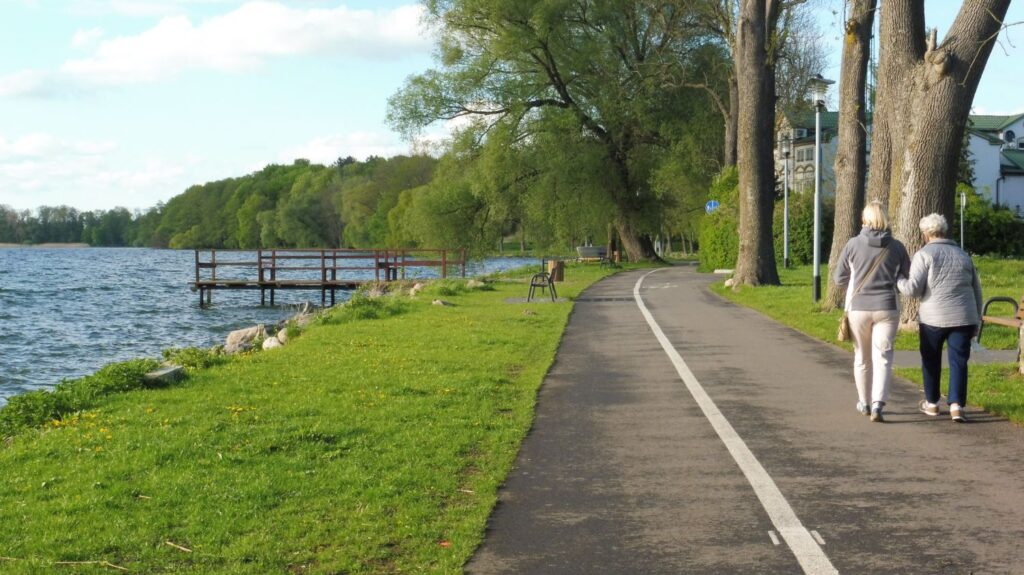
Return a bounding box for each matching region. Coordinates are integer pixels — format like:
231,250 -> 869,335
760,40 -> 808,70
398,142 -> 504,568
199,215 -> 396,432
0,242 -> 91,248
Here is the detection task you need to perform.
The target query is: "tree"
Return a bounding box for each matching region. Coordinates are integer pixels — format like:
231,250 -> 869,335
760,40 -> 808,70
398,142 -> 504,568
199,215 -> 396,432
731,0 -> 784,286
867,0 -> 1011,324
388,0 -> 707,262
824,0 -> 876,310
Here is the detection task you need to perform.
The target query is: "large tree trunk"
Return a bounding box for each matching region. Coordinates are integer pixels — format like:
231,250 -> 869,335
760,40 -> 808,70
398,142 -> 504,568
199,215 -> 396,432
872,0 -> 1010,325
724,74 -> 739,167
824,0 -> 876,311
733,0 -> 780,286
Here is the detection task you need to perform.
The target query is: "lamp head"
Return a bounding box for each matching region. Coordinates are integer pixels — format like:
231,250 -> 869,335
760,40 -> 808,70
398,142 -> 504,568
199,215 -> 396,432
809,74 -> 835,107
780,135 -> 791,157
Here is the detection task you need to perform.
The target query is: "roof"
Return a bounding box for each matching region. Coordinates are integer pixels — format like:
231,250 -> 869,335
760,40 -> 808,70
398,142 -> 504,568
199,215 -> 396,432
1002,149 -> 1024,174
968,128 -> 1004,145
787,111 -> 839,132
968,113 -> 1024,132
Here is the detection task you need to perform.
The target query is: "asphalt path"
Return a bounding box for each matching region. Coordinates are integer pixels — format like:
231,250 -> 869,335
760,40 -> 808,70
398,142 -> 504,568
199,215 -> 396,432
467,265 -> 1024,574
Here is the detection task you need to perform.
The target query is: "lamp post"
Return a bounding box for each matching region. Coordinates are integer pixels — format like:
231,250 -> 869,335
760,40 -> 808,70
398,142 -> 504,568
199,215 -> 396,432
780,135 -> 792,268
810,74 -> 834,303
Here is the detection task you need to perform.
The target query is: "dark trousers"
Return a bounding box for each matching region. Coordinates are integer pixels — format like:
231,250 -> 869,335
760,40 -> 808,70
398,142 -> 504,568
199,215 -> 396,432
919,323 -> 975,406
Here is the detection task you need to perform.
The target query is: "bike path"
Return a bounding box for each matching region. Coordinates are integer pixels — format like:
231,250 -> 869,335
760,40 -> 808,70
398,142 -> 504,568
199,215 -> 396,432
467,266 -> 1024,574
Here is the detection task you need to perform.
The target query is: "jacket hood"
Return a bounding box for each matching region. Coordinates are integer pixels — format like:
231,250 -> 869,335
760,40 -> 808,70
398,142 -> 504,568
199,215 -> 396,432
860,227 -> 892,248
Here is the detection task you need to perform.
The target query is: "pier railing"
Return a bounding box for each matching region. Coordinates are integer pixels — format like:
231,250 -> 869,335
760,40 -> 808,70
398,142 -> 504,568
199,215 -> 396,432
191,248 -> 467,307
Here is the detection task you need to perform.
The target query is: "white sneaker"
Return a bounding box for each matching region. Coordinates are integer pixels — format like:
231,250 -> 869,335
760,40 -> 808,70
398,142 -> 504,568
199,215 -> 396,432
950,403 -> 967,423
856,401 -> 870,416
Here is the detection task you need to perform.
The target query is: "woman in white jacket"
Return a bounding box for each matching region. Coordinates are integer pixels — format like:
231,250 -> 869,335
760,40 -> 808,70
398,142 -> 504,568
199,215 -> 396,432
897,213 -> 983,423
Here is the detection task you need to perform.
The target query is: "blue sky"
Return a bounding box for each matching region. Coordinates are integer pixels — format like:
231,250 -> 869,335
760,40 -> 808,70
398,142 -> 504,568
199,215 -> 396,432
0,1 -> 1021,212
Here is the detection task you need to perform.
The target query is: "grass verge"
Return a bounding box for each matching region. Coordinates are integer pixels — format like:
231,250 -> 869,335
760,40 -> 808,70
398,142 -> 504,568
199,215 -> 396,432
0,262 -> 630,574
710,258 -> 1024,424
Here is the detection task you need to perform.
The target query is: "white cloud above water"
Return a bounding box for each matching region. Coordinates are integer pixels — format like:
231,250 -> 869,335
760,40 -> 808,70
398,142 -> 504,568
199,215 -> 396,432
0,2 -> 431,98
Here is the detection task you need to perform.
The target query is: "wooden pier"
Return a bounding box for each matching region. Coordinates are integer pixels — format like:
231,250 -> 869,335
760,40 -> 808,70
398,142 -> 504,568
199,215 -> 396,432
190,248 -> 466,307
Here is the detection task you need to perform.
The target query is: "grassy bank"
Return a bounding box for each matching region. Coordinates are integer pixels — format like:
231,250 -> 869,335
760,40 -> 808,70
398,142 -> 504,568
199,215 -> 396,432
0,263 -> 628,574
711,258 -> 1024,423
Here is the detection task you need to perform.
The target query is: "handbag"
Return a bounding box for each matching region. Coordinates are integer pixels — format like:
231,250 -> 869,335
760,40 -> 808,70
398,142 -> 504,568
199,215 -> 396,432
837,247 -> 890,342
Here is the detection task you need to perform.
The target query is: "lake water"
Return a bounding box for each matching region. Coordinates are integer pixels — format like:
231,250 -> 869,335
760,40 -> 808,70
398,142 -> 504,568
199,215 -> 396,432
0,248 -> 537,405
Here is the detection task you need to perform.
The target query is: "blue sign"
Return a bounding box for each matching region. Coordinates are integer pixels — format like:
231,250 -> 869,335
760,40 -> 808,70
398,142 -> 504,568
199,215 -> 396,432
705,200 -> 720,214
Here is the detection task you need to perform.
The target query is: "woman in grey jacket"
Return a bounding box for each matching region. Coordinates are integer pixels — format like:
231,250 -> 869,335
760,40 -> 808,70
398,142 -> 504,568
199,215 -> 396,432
833,202 -> 912,422
897,213 -> 983,423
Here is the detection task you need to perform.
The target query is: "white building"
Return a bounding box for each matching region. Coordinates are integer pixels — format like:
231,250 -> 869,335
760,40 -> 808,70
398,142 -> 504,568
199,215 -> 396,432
775,111 -> 1024,216
966,113 -> 1024,214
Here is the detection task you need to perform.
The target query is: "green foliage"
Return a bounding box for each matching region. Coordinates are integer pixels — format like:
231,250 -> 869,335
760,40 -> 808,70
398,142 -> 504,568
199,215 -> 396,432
698,168 -> 739,272
0,359 -> 161,437
773,191 -> 834,266
953,184 -> 1024,257
162,347 -> 228,371
327,294 -> 409,323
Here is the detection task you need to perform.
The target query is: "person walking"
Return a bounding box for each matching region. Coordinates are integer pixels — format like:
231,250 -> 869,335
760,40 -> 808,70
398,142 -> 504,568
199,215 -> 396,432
833,201 -> 912,422
897,213 -> 983,423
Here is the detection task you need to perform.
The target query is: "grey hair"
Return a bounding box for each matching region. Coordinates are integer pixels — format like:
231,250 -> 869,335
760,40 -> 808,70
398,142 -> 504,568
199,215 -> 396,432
919,213 -> 948,238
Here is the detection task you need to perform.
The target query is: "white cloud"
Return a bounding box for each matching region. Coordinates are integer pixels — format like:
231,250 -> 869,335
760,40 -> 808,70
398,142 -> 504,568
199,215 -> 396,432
279,132 -> 410,164
0,2 -> 431,97
0,133 -> 117,158
71,27 -> 105,49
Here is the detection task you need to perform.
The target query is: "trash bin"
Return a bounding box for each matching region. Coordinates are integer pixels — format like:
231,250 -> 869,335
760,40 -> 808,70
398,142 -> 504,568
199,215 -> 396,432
546,259 -> 564,282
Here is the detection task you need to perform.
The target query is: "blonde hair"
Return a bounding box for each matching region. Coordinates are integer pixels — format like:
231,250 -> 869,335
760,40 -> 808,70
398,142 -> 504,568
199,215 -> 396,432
861,201 -> 889,231
919,213 -> 948,238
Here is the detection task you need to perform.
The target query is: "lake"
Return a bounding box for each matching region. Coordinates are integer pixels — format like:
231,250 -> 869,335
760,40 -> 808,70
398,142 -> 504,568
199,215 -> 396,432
0,248 -> 537,405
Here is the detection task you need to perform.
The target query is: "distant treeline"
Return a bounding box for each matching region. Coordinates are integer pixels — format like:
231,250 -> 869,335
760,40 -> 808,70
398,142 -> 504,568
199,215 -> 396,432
0,156 -> 445,250
2,145 -> 679,255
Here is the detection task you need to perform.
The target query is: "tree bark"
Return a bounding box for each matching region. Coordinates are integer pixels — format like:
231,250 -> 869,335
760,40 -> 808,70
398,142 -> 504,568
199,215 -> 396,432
824,0 -> 876,311
724,74 -> 739,167
871,0 -> 1010,325
732,0 -> 780,286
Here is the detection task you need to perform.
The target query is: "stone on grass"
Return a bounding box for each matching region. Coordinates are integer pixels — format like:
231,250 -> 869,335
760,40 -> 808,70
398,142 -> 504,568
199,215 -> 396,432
262,336 -> 284,350
276,328 -> 289,344
144,366 -> 186,385
432,299 -> 452,307
225,324 -> 266,354
410,282 -> 425,296
467,279 -> 485,289
724,278 -> 735,288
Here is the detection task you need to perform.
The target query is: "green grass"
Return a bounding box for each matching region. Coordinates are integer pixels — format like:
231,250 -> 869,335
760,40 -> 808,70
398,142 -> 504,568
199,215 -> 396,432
711,257 -> 1024,352
0,262 -> 631,574
711,257 -> 1024,424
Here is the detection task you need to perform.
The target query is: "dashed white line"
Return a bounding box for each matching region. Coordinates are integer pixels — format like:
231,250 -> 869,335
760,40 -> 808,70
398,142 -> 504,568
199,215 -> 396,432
811,530 -> 826,546
769,531 -> 781,546
634,270 -> 839,575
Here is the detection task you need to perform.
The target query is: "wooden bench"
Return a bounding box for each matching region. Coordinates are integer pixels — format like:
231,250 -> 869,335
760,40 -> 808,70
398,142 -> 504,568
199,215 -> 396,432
576,246 -> 607,263
980,294 -> 1024,373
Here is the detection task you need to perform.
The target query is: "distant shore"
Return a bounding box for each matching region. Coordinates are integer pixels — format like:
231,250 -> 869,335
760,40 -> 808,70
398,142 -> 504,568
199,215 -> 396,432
0,243 -> 91,248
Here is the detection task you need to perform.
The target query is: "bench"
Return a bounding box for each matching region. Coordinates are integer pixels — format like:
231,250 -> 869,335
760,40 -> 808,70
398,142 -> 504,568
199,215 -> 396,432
980,294 -> 1023,372
576,246 -> 607,263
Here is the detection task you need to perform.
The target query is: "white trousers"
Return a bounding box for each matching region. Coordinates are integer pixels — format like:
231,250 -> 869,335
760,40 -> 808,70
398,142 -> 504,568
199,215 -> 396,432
848,309 -> 899,405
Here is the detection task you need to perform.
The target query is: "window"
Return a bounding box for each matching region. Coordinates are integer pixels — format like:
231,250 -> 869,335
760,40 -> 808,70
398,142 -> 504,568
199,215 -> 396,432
1018,138 -> 1024,149
1006,130 -> 1017,143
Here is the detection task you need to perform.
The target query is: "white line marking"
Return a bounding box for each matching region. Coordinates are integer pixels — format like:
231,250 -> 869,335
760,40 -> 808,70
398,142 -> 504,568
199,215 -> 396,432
634,270 -> 839,575
811,530 -> 826,546
769,531 -> 781,546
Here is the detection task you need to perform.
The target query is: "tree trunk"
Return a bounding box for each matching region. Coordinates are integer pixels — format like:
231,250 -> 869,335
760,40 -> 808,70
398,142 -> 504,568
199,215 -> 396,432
724,74 -> 739,167
733,0 -> 780,286
824,0 -> 876,311
881,1 -> 1011,324
615,216 -> 657,262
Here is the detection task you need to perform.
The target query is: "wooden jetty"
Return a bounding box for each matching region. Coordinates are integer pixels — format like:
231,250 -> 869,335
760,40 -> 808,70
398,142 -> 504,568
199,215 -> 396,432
190,248 -> 466,307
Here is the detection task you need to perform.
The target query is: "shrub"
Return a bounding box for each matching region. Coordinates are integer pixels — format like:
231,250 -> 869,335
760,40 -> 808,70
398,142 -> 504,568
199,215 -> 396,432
329,294 -> 409,323
163,347 -> 227,371
430,279 -> 469,296
953,184 -> 1024,257
698,167 -> 739,272
773,190 -> 833,266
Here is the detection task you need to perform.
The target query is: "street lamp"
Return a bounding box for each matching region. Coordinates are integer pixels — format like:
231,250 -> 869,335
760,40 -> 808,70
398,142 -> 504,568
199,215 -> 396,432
780,135 -> 792,268
810,74 -> 834,303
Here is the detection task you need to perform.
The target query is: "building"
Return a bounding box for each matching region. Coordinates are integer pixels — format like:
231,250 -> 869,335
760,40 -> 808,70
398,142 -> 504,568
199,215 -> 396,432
775,111 -> 1024,216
